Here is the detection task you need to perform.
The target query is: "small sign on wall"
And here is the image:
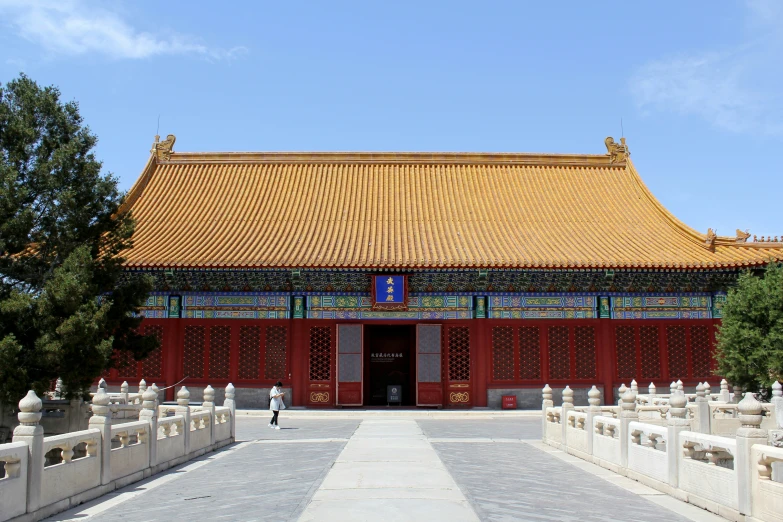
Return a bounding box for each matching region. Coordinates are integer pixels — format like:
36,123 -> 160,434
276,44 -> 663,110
371,275 -> 408,310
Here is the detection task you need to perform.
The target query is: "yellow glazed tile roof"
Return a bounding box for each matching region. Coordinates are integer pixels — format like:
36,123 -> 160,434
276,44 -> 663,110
120,148 -> 783,269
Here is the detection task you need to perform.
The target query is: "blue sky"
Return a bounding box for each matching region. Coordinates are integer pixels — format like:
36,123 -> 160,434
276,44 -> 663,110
1,1 -> 781,238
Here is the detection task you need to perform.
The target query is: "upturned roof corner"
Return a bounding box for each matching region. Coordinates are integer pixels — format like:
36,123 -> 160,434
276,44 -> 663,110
151,134 -> 176,162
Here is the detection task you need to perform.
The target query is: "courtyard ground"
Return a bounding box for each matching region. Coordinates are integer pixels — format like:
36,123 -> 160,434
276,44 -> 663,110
47,412 -> 726,522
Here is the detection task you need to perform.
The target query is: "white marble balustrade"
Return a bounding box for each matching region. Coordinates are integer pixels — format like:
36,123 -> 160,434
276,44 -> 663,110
0,382 -> 236,522
542,380 -> 783,522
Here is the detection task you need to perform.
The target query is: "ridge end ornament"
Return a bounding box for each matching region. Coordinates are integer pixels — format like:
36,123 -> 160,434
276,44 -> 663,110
705,228 -> 717,250
151,134 -> 176,161
735,229 -> 751,243
605,136 -> 630,164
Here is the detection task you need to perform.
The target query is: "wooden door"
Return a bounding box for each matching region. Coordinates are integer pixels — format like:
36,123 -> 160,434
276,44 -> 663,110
336,324 -> 363,406
416,324 -> 442,406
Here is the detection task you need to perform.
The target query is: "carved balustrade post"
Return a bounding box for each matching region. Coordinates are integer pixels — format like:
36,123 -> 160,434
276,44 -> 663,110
669,381 -> 677,396
733,384 -> 742,404
735,393 -> 767,516
703,381 -> 711,399
138,378 -> 147,395
203,385 -> 216,447
541,384 -> 553,443
693,383 -> 710,434
619,388 -> 638,468
666,391 -> 689,488
176,387 -> 191,455
676,380 -> 684,396
89,388 -> 112,485
561,386 -> 574,449
13,391 -> 44,512
120,381 -> 129,405
648,382 -> 656,398
585,385 -> 601,457
771,381 -> 782,429
139,388 -> 158,467
98,377 -> 107,391
719,379 -> 731,403
617,383 -> 627,407
630,379 -> 638,395
224,383 -> 237,440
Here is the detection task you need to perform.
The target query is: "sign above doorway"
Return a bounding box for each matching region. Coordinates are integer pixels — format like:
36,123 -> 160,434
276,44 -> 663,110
371,275 -> 408,310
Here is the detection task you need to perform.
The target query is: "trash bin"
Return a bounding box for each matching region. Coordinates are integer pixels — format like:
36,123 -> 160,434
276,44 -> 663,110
502,395 -> 517,409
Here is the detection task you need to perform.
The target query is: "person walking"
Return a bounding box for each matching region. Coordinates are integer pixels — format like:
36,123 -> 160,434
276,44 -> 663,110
269,381 -> 286,429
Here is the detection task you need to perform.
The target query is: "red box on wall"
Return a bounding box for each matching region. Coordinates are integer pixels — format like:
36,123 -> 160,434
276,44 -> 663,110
502,395 -> 517,409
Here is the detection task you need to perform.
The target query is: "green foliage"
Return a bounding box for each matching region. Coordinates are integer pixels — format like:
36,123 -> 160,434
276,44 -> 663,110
0,74 -> 156,405
715,263 -> 783,394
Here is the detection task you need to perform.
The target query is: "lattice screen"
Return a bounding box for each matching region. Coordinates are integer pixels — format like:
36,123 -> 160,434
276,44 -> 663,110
574,326 -> 596,379
115,348 -> 137,380
141,325 -> 164,379
238,326 -> 261,380
518,327 -> 541,380
309,326 -> 332,381
690,325 -> 711,378
666,325 -> 688,380
548,326 -> 570,380
639,325 -> 661,379
209,326 -> 231,379
265,326 -> 288,380
183,326 -> 205,378
492,326 -> 514,381
615,326 -> 636,380
447,326 -> 470,382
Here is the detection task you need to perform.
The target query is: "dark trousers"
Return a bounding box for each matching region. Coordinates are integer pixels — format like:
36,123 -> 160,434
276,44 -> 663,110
271,410 -> 279,425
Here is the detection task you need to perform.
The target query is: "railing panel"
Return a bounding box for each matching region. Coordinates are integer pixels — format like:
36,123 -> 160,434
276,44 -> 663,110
40,429 -> 101,508
678,432 -> 737,511
110,421 -> 149,481
0,442 -> 28,521
544,407 -> 562,445
752,445 -> 783,522
627,421 -> 668,484
190,411 -> 212,452
592,416 -> 621,466
565,411 -> 588,455
156,416 -> 185,464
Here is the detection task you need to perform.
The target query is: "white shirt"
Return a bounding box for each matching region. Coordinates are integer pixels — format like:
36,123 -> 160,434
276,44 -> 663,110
269,386 -> 286,411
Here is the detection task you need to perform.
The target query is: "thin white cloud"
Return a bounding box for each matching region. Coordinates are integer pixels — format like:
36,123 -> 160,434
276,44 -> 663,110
629,1 -> 783,136
0,0 -> 246,61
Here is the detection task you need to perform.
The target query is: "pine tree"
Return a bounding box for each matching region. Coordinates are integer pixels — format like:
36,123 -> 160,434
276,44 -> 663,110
715,263 -> 783,395
0,74 -> 157,405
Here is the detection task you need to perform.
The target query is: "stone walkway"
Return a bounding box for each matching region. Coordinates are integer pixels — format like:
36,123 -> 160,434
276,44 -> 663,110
48,415 -> 726,522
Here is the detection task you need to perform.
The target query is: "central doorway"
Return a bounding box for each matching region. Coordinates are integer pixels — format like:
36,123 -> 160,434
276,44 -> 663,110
364,325 -> 416,406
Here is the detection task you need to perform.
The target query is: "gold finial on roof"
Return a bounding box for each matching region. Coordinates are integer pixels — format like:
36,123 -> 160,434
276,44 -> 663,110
735,229 -> 751,243
151,134 -> 176,161
605,136 -> 629,164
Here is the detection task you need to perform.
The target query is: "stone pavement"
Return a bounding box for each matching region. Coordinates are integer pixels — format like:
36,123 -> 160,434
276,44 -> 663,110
48,415 -> 726,522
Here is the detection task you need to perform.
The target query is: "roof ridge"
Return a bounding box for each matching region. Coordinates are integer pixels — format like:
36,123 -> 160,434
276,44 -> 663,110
158,151 -> 622,167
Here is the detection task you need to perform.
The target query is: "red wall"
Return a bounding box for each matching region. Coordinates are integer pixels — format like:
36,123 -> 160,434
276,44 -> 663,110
105,317 -> 720,406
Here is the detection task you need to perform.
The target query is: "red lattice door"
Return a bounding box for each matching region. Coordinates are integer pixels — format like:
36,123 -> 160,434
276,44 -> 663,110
336,324 -> 363,406
416,324 -> 443,407
446,326 -> 472,407
307,326 -> 334,406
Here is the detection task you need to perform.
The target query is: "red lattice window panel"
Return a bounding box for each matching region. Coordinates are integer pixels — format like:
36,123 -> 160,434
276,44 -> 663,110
666,325 -> 688,380
574,326 -> 596,379
183,326 -> 205,379
491,326 -> 514,381
209,326 -> 231,379
115,348 -> 137,380
548,326 -> 570,380
615,326 -> 636,380
265,326 -> 287,380
238,326 -> 261,380
519,327 -> 541,380
309,326 -> 332,381
447,326 -> 471,382
141,325 -> 164,379
690,325 -> 712,379
640,326 -> 662,379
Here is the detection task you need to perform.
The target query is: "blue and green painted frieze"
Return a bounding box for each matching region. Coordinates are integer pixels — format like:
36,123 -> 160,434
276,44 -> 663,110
306,294 -> 472,319
610,295 -> 711,319
488,295 -> 597,319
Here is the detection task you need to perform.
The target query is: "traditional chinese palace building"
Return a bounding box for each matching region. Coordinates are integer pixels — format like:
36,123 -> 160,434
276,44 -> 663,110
109,135 -> 783,408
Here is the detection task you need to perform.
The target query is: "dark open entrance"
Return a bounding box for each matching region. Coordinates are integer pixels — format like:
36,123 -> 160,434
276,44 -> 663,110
364,325 -> 416,406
